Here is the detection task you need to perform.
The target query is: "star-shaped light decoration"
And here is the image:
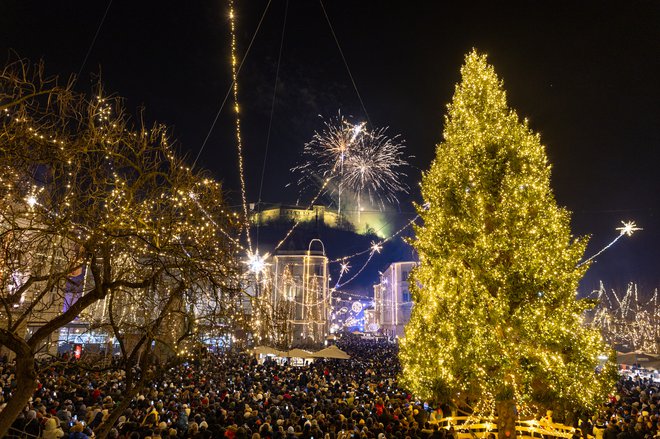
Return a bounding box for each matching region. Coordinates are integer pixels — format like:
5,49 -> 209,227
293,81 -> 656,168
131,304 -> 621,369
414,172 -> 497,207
26,195 -> 37,208
244,249 -> 270,277
371,241 -> 383,254
616,220 -> 642,237
340,260 -> 351,275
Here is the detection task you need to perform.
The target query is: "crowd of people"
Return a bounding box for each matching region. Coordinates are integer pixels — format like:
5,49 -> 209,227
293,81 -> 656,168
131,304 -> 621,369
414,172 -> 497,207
0,336 -> 659,439
590,371 -> 660,439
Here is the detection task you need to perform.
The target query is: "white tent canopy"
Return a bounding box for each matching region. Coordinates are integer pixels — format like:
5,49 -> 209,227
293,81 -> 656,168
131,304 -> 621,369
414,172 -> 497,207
312,345 -> 351,359
286,348 -> 315,358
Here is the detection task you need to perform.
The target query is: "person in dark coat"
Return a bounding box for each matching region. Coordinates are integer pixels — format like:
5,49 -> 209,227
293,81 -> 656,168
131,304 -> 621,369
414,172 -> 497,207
605,420 -> 621,439
23,410 -> 41,439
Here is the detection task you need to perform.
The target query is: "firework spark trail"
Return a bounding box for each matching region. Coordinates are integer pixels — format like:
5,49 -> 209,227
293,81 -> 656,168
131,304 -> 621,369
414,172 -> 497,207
292,113 -> 409,213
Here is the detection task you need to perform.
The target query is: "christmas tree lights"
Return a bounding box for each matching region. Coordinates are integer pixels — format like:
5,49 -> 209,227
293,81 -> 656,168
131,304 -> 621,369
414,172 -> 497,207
399,51 -> 617,431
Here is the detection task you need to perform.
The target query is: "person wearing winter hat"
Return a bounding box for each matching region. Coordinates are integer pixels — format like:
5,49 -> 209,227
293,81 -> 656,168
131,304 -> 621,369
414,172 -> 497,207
68,423 -> 90,439
116,415 -> 126,429
189,422 -> 199,436
42,417 -> 64,439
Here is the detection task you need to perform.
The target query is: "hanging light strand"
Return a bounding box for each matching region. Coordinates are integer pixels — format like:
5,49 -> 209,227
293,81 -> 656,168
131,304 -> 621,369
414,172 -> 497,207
228,0 -> 252,253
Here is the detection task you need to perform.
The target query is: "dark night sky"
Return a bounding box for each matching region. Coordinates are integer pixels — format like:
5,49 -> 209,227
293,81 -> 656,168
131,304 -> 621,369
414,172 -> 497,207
1,1 -> 658,295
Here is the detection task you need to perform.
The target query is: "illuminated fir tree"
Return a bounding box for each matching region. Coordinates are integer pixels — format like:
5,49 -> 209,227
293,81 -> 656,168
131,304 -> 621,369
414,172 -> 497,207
399,51 -> 617,434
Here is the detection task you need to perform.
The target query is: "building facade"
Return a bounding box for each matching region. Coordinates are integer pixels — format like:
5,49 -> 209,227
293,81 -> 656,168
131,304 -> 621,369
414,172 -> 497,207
269,240 -> 329,347
374,261 -> 416,338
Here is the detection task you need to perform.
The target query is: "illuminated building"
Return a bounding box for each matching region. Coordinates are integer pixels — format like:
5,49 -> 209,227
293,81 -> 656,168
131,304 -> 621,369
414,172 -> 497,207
270,239 -> 329,347
363,308 -> 377,332
374,261 -> 416,338
0,216 -> 81,358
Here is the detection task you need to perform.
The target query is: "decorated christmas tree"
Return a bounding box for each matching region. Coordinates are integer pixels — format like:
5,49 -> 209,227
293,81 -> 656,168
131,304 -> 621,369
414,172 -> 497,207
399,51 -> 616,435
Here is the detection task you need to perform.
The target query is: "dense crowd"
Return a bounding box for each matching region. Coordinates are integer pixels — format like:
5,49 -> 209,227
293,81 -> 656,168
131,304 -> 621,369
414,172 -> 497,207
590,371 -> 660,439
0,337 -> 658,439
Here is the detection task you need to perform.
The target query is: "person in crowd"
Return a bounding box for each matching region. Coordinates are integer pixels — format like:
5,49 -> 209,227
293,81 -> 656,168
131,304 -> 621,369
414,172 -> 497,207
42,416 -> 65,439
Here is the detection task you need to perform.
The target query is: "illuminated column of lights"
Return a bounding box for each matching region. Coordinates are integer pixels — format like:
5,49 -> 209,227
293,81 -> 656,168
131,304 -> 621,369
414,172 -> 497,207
228,0 -> 252,252
273,256 -> 280,320
303,252 -> 309,340
393,263 -> 398,334
323,253 -> 328,337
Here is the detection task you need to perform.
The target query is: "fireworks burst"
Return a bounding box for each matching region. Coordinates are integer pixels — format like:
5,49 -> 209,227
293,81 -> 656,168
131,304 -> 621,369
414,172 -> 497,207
292,113 -> 409,213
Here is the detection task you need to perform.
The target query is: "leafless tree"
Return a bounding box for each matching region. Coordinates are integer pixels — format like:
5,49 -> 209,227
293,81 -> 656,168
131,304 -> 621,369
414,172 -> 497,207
0,56 -> 242,437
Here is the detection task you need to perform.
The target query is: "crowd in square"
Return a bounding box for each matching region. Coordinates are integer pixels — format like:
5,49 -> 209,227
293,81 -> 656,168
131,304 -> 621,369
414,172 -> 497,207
1,336 -> 658,439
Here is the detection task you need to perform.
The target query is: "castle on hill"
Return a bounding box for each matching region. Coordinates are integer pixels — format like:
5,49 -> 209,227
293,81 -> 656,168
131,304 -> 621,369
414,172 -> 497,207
250,203 -> 393,238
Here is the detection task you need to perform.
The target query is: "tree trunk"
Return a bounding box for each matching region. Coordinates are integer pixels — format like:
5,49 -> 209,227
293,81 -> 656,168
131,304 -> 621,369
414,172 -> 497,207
0,354 -> 37,438
496,399 -> 517,439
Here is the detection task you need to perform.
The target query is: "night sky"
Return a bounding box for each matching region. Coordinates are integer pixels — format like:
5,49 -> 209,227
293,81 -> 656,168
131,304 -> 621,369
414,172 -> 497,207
1,1 -> 658,295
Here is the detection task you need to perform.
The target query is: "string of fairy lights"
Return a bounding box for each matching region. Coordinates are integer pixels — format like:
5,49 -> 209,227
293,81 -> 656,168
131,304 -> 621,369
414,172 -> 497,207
228,0 -> 252,254
587,282 -> 660,353
578,221 -> 643,267
1,80 -> 253,358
